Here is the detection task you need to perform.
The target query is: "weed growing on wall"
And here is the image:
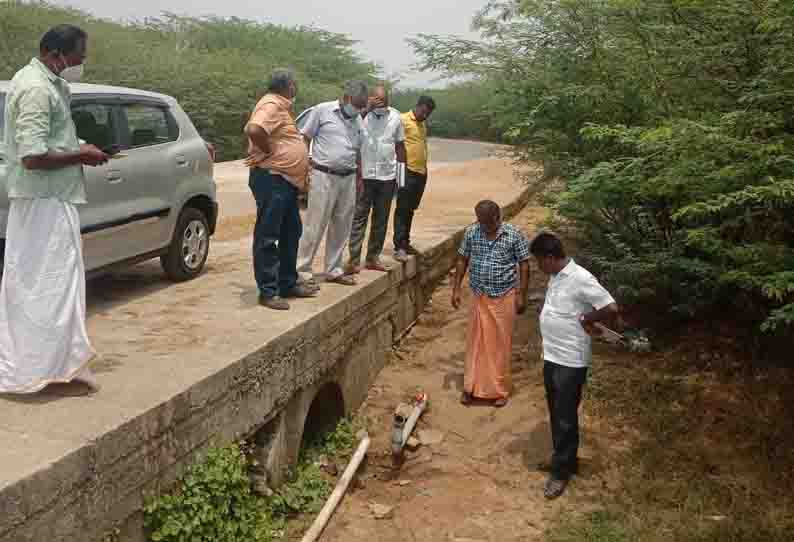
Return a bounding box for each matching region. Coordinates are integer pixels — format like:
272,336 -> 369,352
144,417 -> 363,542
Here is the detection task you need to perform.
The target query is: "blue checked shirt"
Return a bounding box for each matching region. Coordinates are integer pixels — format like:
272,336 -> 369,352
458,223 -> 531,298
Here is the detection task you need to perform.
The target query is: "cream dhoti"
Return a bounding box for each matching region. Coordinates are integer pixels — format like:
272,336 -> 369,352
0,198 -> 96,394
463,289 -> 516,400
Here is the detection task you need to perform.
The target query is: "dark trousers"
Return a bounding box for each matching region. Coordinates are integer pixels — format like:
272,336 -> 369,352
249,168 -> 302,298
544,361 -> 589,480
349,178 -> 396,264
393,169 -> 427,250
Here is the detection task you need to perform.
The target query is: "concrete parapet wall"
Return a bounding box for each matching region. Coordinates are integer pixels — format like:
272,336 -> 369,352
0,187 -> 530,542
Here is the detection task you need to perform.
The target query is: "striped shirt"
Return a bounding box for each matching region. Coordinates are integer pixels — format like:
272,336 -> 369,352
3,58 -> 86,203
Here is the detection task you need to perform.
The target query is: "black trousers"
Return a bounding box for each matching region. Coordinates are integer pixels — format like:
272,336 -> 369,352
544,361 -> 588,480
349,179 -> 396,264
393,169 -> 427,250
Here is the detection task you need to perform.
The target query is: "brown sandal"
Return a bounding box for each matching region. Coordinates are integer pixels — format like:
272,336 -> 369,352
460,392 -> 473,405
327,274 -> 357,286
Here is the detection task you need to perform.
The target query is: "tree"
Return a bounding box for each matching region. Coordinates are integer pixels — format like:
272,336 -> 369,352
0,2 -> 378,161
410,0 -> 794,336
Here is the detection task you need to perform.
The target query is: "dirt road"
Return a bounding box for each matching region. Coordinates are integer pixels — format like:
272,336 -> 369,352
316,204 -> 603,542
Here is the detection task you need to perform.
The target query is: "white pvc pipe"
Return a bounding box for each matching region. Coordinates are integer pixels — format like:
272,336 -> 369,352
300,433 -> 371,542
400,395 -> 428,449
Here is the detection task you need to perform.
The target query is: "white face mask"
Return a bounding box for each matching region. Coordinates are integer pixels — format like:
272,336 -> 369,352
342,102 -> 360,118
59,55 -> 84,83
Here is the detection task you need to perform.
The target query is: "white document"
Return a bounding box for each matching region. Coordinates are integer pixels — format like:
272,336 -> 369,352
397,162 -> 406,189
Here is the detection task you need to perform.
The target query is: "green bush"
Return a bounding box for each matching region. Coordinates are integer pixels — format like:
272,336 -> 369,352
143,446 -> 262,542
143,418 -> 362,542
411,0 -> 794,336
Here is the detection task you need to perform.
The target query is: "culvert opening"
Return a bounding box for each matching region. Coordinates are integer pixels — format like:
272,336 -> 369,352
301,382 -> 345,450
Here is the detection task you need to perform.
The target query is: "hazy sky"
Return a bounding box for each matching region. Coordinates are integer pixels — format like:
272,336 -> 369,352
51,0 -> 487,87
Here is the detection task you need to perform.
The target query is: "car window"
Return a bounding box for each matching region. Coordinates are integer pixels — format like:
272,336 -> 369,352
123,103 -> 178,148
72,102 -> 116,151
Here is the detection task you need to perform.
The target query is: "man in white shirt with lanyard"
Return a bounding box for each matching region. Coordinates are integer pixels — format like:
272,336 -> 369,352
347,84 -> 407,273
531,232 -> 620,499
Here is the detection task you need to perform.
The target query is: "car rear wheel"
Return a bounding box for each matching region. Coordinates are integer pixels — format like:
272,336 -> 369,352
161,207 -> 210,281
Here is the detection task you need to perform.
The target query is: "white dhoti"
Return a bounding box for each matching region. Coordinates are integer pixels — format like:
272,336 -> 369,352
296,170 -> 357,281
0,198 -> 96,394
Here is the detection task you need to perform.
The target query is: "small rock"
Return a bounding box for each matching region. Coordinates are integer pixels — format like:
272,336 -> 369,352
405,436 -> 421,450
707,515 -> 728,522
369,503 -> 395,520
418,429 -> 445,446
396,480 -> 412,487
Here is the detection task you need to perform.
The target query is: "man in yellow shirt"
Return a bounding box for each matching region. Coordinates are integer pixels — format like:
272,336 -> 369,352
394,95 -> 436,261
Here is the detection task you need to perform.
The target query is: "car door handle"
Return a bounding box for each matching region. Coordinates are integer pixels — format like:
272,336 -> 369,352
175,155 -> 189,167
106,170 -> 123,183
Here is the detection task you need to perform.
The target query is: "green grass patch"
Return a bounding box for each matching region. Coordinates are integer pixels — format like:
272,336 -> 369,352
548,511 -> 630,542
560,344 -> 794,542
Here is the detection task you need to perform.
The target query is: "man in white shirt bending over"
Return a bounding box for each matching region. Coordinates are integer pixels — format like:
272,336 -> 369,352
347,84 -> 406,273
531,232 -> 620,500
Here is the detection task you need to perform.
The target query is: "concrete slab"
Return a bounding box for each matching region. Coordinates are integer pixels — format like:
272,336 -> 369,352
0,145 -> 531,542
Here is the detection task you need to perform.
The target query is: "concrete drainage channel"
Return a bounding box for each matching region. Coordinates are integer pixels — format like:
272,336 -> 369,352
0,188 -> 532,542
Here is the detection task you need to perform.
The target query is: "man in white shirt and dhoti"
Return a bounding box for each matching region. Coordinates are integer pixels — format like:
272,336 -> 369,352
0,25 -> 109,394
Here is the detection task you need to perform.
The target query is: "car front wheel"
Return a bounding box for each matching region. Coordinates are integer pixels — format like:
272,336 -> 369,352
161,207 -> 210,281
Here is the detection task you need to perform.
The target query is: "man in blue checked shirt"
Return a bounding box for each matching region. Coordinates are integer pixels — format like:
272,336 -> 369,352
451,200 -> 530,408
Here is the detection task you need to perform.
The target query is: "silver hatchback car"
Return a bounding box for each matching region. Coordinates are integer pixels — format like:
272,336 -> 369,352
0,82 -> 218,281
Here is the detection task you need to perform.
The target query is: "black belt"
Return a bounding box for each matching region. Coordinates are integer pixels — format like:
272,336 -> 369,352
313,163 -> 356,177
